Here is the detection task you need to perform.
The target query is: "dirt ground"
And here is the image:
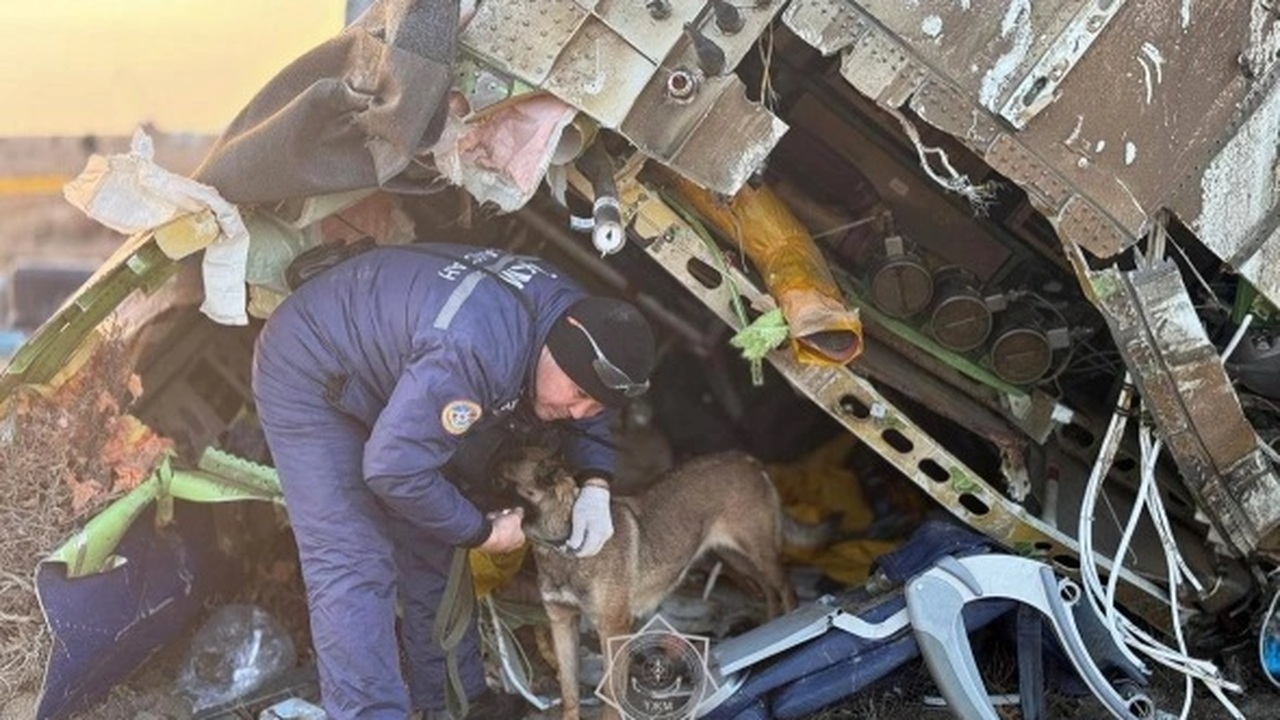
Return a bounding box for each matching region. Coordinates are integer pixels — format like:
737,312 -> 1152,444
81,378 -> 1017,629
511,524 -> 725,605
20,571 -> 1280,720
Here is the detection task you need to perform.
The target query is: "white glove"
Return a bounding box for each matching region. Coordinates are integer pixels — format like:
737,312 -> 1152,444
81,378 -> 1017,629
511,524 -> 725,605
565,483 -> 613,557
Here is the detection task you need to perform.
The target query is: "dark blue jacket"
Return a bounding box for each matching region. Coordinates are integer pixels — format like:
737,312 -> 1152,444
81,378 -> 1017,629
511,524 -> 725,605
257,243 -> 614,547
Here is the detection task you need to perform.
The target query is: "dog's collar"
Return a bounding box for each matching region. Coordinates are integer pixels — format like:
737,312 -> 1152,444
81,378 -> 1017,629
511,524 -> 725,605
526,529 -> 572,553
528,535 -> 573,555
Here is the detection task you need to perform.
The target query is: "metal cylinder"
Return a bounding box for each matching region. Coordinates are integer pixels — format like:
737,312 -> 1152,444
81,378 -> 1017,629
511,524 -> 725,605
988,302 -> 1053,385
868,235 -> 932,319
928,266 -> 991,352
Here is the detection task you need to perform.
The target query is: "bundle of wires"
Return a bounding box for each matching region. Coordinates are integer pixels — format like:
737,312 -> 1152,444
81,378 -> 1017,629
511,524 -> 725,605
1076,372 -> 1245,719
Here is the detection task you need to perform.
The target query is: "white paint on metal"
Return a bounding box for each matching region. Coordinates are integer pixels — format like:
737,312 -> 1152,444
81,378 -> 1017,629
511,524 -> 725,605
958,0 -> 972,9
1180,0 -> 1192,30
1244,2 -> 1280,80
1124,141 -> 1137,165
1141,43 -> 1165,83
979,0 -> 1033,110
1196,87 -> 1280,305
1095,139 -> 1106,153
1137,42 -> 1164,105
922,15 -> 943,38
1066,115 -> 1084,145
1115,178 -> 1145,219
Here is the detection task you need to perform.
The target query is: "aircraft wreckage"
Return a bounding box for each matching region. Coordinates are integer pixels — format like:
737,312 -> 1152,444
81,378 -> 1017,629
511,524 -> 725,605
7,0 -> 1280,717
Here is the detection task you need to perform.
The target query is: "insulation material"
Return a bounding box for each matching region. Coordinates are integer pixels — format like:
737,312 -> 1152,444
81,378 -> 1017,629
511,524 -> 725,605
62,129 -> 249,326
432,93 -> 580,212
667,174 -> 863,366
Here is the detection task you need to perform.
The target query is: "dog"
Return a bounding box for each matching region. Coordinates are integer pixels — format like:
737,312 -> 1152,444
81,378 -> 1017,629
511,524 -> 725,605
497,447 -> 796,720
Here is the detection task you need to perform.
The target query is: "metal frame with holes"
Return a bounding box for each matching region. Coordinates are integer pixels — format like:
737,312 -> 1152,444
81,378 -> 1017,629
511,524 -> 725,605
617,175 -> 1170,619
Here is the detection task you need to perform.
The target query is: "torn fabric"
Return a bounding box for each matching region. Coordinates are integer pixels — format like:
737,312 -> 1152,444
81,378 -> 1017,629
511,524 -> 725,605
190,0 -> 461,203
63,129 -> 250,326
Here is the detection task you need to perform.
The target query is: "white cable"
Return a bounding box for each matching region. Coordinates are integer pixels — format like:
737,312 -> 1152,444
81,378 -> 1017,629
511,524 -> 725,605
1077,374 -> 1144,667
1221,313 -> 1254,362
1076,381 -> 1246,717
883,105 -> 998,212
482,596 -> 558,711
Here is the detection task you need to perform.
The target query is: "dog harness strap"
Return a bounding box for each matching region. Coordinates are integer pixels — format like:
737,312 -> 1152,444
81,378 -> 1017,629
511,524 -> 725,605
433,546 -> 474,719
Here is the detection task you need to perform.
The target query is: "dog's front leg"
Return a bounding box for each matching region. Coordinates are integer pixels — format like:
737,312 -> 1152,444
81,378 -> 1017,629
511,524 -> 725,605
545,602 -> 582,720
593,598 -> 634,720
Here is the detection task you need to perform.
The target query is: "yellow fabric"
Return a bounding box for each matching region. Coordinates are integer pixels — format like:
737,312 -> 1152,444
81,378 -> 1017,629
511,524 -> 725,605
667,172 -> 863,366
469,545 -> 527,598
769,435 -> 900,585
771,435 -> 874,532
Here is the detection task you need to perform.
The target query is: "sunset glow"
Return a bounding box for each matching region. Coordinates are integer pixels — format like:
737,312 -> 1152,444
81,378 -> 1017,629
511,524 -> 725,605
0,0 -> 345,137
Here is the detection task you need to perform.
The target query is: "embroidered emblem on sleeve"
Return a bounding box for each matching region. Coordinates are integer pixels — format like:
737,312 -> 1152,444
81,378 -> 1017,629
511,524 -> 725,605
441,400 -> 483,435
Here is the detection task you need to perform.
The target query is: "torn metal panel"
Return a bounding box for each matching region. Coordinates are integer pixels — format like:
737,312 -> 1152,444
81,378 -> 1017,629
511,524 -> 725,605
780,0 -> 869,57
984,134 -> 1073,215
1088,259 -> 1280,555
791,0 -> 1276,264
617,169 -> 1172,622
594,0 -> 701,65
1055,195 -> 1131,259
1182,77 -> 1280,312
620,70 -> 736,160
995,0 -> 1130,129
984,0 -> 1265,243
838,29 -> 928,107
541,16 -> 657,128
461,0 -> 787,194
908,78 -> 1002,154
838,0 -> 1103,117
665,81 -> 789,196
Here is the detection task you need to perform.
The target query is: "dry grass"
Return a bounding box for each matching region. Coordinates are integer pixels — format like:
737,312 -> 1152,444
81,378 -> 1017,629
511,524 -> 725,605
0,331 -> 169,698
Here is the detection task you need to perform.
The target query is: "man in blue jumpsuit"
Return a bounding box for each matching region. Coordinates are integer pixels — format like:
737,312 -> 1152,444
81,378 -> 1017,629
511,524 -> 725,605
251,243 -> 656,719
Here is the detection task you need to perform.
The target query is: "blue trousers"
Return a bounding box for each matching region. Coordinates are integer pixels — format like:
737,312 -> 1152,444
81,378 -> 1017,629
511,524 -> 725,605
253,355 -> 486,719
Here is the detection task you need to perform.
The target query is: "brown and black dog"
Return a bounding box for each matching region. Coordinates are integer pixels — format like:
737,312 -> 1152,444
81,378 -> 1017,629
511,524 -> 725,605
497,447 -> 795,720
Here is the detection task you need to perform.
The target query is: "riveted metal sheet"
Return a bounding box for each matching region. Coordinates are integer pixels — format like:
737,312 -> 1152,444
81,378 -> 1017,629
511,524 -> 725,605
542,16 -> 657,129
839,29 -> 927,107
615,173 -> 1170,620
781,0 -> 870,57
1054,195 -> 1133,258
985,134 -> 1073,214
909,78 -> 1002,154
997,0 -> 1130,128
620,69 -> 732,161
666,78 -> 788,194
1005,1 -> 1262,238
459,0 -> 588,85
800,1 -> 1270,275
593,0 -> 702,64
1088,260 -> 1280,555
852,0 -> 1095,114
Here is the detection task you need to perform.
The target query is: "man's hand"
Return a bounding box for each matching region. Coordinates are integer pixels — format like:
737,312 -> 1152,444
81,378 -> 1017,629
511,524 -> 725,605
565,481 -> 613,557
478,508 -> 525,554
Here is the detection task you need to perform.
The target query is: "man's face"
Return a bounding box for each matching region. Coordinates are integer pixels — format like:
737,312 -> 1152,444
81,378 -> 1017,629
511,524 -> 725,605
531,346 -> 606,421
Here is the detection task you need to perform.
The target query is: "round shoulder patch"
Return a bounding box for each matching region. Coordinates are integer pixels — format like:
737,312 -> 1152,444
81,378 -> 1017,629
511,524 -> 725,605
441,400 -> 483,435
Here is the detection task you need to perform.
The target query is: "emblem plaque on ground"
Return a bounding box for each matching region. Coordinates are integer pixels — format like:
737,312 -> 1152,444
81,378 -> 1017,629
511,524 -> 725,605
596,614 -> 715,720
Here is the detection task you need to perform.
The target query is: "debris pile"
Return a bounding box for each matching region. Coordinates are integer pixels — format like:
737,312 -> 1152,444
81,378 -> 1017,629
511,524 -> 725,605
0,333 -> 171,698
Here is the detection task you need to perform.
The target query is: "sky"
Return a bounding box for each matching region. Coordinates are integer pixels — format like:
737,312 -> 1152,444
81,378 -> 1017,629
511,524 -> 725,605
0,0 -> 346,137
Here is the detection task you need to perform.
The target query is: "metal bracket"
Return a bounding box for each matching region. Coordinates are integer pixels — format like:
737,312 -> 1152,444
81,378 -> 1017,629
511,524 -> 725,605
619,173 -> 1171,621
